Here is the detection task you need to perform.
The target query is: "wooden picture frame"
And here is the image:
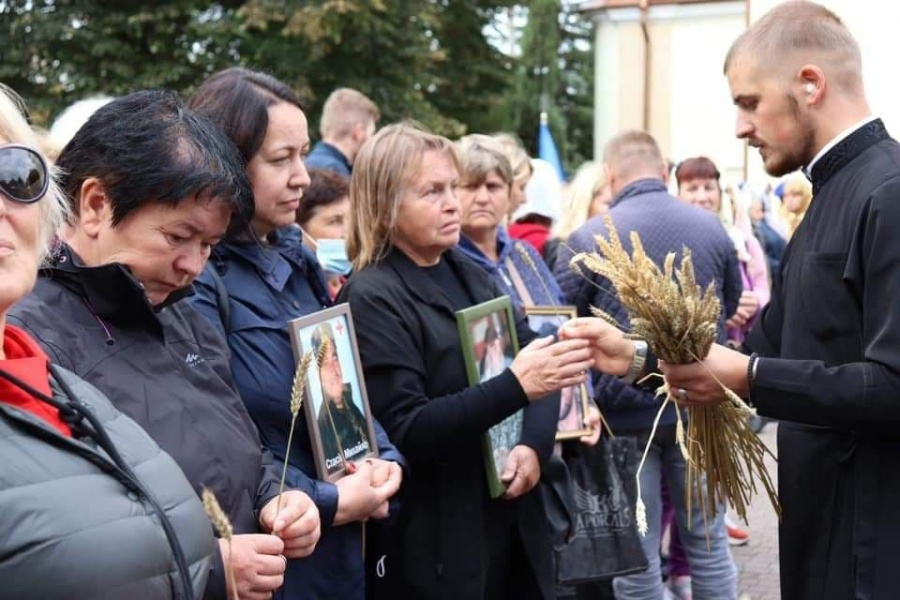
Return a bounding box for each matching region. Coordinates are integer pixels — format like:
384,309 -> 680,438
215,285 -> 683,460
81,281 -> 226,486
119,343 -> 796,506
455,296 -> 523,499
287,304 -> 379,482
525,305 -> 593,441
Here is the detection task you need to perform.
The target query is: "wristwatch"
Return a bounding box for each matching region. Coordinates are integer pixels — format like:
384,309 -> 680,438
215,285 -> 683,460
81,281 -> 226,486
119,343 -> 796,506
620,340 -> 648,385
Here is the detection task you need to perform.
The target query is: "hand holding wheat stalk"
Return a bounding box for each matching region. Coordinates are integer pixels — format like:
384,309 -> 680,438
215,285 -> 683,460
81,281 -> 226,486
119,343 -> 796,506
202,487 -> 239,600
275,351 -> 314,521
570,215 -> 780,533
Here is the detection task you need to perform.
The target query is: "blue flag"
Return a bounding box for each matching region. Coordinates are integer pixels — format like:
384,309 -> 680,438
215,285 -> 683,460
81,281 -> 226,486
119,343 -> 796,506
538,112 -> 565,182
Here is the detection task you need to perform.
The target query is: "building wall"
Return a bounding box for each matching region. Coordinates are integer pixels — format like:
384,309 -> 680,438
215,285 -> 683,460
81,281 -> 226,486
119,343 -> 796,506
591,0 -> 900,186
592,2 -> 747,183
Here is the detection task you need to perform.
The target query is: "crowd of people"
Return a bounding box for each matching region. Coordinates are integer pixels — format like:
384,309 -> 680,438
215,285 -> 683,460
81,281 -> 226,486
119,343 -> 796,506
1,1 -> 898,599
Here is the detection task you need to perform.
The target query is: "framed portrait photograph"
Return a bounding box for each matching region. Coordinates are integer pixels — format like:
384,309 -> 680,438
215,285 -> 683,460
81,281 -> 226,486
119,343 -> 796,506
525,305 -> 593,441
288,304 -> 379,482
456,296 -> 523,499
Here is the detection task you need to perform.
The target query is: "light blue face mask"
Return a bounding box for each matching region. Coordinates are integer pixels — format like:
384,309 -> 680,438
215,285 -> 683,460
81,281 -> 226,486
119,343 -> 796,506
315,238 -> 353,276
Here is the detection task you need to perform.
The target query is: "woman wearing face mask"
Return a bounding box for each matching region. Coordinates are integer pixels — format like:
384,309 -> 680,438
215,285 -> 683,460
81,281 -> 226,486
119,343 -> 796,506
296,169 -> 351,299
9,90 -> 323,600
188,68 -> 405,600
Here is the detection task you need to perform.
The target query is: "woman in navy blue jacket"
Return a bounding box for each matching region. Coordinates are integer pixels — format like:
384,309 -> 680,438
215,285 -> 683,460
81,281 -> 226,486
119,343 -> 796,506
188,68 -> 405,600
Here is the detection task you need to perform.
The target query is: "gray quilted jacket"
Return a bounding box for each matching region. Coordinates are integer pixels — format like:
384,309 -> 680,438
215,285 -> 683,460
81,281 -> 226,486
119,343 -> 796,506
0,366 -> 216,599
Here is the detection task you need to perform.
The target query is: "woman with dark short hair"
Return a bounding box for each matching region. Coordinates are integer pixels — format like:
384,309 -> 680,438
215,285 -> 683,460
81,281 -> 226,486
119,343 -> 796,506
10,90 -> 321,600
675,156 -> 770,347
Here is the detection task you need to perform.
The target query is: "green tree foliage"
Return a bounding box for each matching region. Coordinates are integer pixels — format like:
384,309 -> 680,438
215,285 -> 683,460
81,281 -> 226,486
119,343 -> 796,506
503,0 -> 594,174
239,0 -> 463,136
422,1 -> 517,137
0,0 -> 592,165
0,0 -> 242,124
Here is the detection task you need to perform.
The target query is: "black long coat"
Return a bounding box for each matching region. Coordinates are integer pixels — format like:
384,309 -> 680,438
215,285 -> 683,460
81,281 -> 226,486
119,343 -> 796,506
747,119 -> 900,600
338,247 -> 559,600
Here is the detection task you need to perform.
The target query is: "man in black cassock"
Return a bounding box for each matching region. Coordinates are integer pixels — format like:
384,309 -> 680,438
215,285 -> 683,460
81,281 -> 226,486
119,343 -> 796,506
563,2 -> 900,599
656,3 -> 900,599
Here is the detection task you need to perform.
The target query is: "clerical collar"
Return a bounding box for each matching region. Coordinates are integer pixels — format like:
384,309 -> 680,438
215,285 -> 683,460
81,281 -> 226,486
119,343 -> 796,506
804,115 -> 878,179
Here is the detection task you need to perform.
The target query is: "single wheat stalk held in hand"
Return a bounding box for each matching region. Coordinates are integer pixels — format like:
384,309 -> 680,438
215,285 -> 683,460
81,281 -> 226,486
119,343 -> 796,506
571,215 -> 780,532
202,487 -> 239,600
275,351 -> 315,519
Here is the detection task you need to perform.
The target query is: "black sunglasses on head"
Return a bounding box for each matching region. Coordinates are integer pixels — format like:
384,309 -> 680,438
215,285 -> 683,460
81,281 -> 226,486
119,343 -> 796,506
0,144 -> 50,204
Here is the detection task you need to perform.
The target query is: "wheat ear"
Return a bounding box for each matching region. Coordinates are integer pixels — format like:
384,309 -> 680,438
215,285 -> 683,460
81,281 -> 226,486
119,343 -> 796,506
275,351 -> 314,520
316,337 -> 332,370
202,488 -> 239,600
514,244 -> 561,315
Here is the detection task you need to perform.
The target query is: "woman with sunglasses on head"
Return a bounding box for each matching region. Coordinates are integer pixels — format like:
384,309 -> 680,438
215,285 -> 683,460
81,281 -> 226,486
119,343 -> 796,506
0,86 -> 215,599
10,90 -> 321,600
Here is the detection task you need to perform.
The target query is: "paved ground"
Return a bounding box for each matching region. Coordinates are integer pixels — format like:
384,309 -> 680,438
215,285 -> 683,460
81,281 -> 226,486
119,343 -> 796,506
731,423 -> 780,600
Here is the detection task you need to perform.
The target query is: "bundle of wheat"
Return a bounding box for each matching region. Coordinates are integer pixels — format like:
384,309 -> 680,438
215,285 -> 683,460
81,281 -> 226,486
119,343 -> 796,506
570,215 -> 779,532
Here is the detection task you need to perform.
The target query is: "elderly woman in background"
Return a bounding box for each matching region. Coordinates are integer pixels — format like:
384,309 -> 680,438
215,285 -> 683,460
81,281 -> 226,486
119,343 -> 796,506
188,67 -> 404,600
455,134 -> 563,309
0,87 -> 215,599
780,175 -> 813,239
676,157 -> 770,347
338,122 -> 595,600
10,90 -> 321,600
296,169 -> 351,298
546,161 -> 611,272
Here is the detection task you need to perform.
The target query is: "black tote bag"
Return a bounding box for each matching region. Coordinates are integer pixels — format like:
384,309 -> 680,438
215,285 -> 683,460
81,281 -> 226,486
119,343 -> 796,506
555,435 -> 649,585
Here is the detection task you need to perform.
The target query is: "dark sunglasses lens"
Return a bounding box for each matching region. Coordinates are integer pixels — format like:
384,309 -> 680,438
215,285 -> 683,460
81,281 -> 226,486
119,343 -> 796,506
0,147 -> 47,203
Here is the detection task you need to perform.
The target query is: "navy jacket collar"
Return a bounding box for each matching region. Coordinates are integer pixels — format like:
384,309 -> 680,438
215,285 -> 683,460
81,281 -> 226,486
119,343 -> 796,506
456,228 -> 514,274
316,142 -> 352,173
213,228 -> 313,291
610,178 -> 668,208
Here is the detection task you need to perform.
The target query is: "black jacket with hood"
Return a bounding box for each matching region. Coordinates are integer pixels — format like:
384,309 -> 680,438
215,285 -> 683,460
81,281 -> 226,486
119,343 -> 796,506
9,243 -> 285,599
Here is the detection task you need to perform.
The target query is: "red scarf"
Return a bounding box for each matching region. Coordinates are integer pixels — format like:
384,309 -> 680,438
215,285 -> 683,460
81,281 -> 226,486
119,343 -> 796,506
1,325 -> 71,437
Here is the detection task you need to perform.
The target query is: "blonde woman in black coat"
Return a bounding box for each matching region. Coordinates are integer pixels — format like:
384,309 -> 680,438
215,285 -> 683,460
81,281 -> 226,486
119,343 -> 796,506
337,122 -> 594,600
